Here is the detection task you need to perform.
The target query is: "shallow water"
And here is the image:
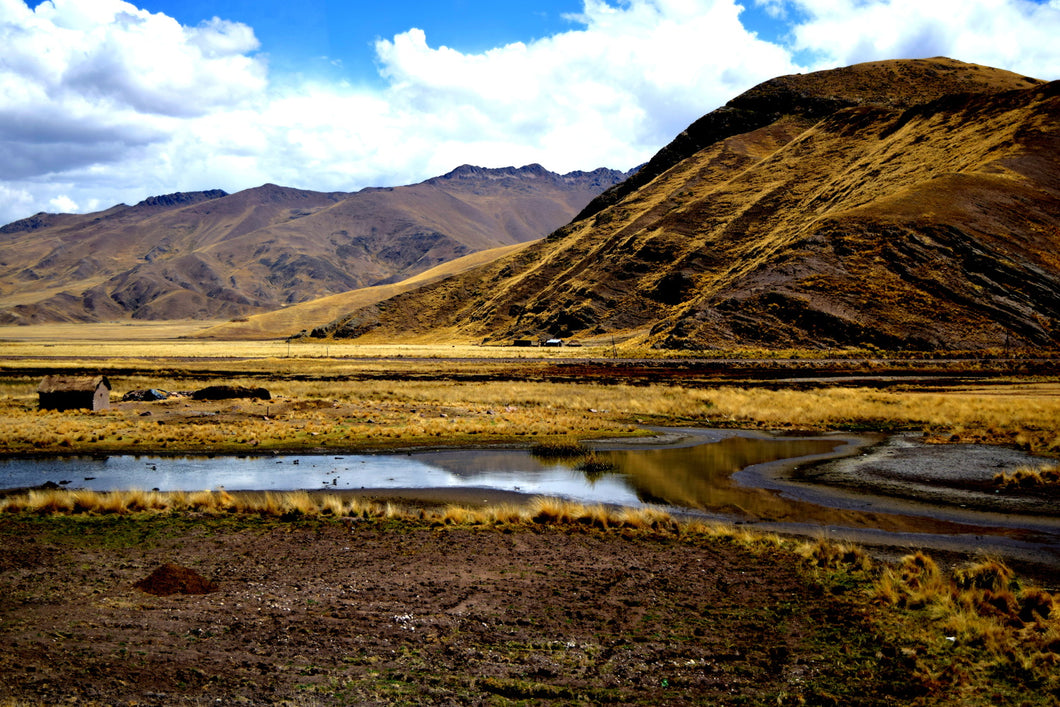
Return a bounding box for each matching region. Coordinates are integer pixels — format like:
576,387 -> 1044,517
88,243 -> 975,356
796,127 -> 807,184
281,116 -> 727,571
4,430 -> 1059,570
0,433 -> 840,511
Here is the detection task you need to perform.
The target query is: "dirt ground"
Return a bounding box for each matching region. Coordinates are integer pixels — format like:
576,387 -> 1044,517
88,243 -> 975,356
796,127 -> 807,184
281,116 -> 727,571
0,513 -> 928,706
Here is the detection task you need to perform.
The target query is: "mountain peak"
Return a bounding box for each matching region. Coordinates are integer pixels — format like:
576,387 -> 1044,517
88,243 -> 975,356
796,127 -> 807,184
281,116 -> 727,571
0,163 -> 626,328
437,164 -> 550,180
135,190 -> 228,209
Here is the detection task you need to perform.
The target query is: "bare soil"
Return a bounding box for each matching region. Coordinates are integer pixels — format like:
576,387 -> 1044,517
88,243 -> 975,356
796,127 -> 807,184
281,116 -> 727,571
0,514 -> 923,706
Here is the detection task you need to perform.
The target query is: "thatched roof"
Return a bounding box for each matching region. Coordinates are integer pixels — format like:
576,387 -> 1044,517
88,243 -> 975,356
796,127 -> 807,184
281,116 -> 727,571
37,375 -> 111,394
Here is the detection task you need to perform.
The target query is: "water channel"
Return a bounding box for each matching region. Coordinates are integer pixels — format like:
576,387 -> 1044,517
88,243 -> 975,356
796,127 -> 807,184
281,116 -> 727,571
3,428 -> 1058,573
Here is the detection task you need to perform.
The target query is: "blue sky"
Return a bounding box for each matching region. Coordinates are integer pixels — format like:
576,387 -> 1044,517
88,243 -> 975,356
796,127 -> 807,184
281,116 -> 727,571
3,0 -> 1060,224
129,0 -> 794,81
135,1 -> 590,80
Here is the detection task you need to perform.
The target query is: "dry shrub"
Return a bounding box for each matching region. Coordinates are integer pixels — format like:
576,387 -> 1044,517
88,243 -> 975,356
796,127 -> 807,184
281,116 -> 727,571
439,505 -> 486,525
66,489 -> 95,513
529,497 -> 577,524
319,495 -> 346,517
97,491 -> 132,514
575,503 -> 611,530
31,489 -> 72,514
875,552 -> 949,610
482,503 -> 525,525
256,492 -> 285,517
283,490 -> 315,516
1018,587 -> 1056,623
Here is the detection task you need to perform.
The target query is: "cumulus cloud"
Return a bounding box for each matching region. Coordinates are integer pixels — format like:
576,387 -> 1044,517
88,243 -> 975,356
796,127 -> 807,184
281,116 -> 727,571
373,0 -> 798,175
48,194 -> 78,213
779,0 -> 1060,77
0,0 -> 800,224
0,0 -> 266,220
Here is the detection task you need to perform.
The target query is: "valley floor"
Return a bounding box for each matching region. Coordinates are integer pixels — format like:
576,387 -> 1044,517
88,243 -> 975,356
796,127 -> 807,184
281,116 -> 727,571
1,341 -> 1058,704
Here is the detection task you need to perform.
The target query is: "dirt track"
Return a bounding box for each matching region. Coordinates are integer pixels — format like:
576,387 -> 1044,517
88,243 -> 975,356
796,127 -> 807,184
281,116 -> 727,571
0,514 -> 923,706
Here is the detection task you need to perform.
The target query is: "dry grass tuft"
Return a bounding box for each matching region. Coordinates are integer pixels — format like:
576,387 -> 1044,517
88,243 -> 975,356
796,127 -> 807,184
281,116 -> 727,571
994,463 -> 1060,489
0,489 -> 689,537
529,441 -> 586,459
953,558 -> 1015,592
797,538 -> 874,572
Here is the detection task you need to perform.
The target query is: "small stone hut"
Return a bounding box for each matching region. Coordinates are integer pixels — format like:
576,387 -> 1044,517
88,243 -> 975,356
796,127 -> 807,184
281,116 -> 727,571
37,375 -> 111,411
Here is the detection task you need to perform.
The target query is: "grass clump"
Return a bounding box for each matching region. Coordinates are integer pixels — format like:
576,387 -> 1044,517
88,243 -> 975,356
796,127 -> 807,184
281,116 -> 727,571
872,554 -> 1060,697
994,463 -> 1060,489
0,488 -> 688,535
529,441 -> 586,459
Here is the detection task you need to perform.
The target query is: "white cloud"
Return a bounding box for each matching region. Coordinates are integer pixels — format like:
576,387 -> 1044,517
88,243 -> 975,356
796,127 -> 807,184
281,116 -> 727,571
780,0 -> 1060,78
0,0 -> 801,224
0,0 -> 268,221
48,194 -> 78,213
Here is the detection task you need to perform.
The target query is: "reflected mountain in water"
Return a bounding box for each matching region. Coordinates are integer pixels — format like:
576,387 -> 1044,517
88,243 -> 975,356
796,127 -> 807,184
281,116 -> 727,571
598,436 -> 839,518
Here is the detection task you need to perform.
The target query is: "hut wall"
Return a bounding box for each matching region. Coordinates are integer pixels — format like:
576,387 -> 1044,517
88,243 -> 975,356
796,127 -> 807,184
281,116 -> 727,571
38,391 -> 96,411
93,385 -> 111,411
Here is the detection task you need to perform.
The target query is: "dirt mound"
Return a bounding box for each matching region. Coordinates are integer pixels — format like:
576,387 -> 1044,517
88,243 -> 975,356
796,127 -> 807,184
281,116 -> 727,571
133,563 -> 218,596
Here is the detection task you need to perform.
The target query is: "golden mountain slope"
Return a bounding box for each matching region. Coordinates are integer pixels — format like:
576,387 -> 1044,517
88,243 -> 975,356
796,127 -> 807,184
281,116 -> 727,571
315,58 -> 1060,350
0,166 -> 627,324
195,242 -> 531,340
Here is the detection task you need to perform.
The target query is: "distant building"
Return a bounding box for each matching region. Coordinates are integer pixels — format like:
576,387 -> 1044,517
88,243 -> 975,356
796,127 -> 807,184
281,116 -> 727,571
543,338 -> 564,347
37,375 -> 111,411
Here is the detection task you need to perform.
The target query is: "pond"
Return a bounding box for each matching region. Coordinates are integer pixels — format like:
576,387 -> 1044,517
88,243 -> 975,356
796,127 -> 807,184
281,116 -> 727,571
0,429 -> 843,512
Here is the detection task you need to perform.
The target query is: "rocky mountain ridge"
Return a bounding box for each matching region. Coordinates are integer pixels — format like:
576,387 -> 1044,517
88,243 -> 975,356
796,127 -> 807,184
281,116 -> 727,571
311,58 -> 1060,351
0,165 -> 630,324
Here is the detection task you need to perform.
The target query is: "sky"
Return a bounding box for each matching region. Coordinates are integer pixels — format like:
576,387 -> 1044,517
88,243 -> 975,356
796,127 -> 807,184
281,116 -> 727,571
2,0 -> 1060,224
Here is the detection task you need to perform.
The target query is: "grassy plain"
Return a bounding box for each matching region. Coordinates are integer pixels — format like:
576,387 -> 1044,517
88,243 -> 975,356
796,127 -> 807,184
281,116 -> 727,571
2,329 -> 1059,703
0,333 -> 1059,456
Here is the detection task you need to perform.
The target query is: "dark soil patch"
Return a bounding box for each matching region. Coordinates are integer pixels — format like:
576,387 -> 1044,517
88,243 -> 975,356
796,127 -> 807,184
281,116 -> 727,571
0,514 -> 935,706
191,385 -> 271,401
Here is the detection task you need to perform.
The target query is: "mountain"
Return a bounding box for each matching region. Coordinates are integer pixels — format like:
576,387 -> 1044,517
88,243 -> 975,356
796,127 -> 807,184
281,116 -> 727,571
195,242 -> 532,340
312,58 -> 1060,351
0,165 -> 630,324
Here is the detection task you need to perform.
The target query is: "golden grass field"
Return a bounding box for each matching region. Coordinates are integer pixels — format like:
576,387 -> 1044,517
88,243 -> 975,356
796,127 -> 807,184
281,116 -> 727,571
1,369 -> 1059,457
1,326 -> 1060,456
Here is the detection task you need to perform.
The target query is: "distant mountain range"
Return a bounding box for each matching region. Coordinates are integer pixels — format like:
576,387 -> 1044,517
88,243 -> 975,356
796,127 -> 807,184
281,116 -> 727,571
0,164 -> 631,324
311,57 -> 1060,351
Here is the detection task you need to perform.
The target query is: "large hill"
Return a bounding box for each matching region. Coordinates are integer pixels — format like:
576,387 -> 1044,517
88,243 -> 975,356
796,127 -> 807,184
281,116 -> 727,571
0,165 -> 629,324
313,58 -> 1060,351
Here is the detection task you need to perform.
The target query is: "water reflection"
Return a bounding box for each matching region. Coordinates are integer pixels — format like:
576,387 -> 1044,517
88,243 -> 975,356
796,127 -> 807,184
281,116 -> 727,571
596,436 -> 840,517
0,435 -> 847,517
